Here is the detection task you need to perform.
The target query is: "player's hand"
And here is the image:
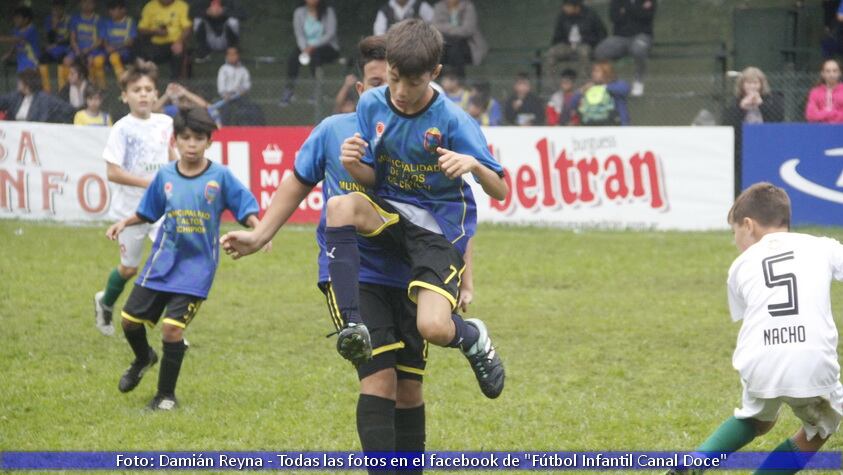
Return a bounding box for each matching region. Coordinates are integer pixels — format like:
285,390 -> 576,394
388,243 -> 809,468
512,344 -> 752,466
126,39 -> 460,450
261,240 -> 273,253
106,221 -> 125,240
219,230 -> 264,259
343,74 -> 358,88
437,147 -> 478,179
340,133 -> 369,166
457,287 -> 473,313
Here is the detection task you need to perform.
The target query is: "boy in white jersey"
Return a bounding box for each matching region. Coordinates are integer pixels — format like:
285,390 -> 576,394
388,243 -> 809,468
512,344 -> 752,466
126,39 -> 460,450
672,183 -> 843,475
93,59 -> 175,336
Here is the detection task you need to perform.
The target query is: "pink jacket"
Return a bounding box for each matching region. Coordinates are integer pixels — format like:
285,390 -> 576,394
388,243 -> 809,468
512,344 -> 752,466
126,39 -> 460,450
805,83 -> 843,123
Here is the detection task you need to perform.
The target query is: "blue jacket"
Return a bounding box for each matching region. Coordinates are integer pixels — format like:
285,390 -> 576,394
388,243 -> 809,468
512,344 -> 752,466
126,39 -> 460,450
0,91 -> 75,123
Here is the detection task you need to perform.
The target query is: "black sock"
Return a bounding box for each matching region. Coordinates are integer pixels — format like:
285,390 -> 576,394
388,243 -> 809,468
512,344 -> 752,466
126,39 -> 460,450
157,340 -> 187,397
395,404 -> 425,472
124,325 -> 150,363
326,225 -> 362,325
446,314 -> 479,352
357,394 -> 396,472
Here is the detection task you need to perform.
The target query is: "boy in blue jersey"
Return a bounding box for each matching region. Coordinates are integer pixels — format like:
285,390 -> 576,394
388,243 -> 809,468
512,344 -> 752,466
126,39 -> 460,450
101,0 -> 137,83
40,0 -> 72,92
328,19 -> 508,399
106,107 -> 262,411
1,7 -> 40,74
70,0 -> 107,88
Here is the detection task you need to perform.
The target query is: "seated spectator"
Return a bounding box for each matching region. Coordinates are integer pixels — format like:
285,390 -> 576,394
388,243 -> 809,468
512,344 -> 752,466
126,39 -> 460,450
333,73 -> 358,114
137,0 -> 192,80
724,67 -> 783,126
466,93 -> 487,125
0,69 -> 75,123
192,0 -> 244,62
100,0 -> 137,83
0,6 -> 41,74
504,72 -> 546,126
217,46 -> 250,99
279,0 -> 340,106
155,82 -> 209,117
440,67 -> 470,110
73,86 -> 111,126
374,0 -> 434,35
543,0 -> 606,80
595,0 -> 656,97
432,0 -> 487,78
69,0 -> 107,89
468,79 -> 502,126
566,61 -> 630,125
58,59 -> 90,110
40,1 -> 72,92
806,58 -> 843,123
546,68 -> 579,125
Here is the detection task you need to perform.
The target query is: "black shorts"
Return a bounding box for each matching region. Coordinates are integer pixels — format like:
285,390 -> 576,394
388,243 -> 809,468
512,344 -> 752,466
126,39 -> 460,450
122,284 -> 204,329
354,191 -> 466,310
321,282 -> 427,381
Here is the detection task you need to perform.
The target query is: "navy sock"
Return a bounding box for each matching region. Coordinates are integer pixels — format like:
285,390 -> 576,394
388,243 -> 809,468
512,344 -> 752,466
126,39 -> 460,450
157,340 -> 187,397
395,405 -> 425,475
357,394 -> 395,474
326,225 -> 362,325
447,314 -> 479,351
124,325 -> 150,363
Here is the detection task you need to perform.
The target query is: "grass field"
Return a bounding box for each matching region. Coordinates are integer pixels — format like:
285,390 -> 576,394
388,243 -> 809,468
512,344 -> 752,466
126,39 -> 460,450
2,220 -> 843,474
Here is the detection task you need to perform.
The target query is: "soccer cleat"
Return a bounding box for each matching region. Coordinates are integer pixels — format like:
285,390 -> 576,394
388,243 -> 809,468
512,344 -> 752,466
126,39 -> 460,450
118,347 -> 158,393
148,394 -> 178,411
93,291 -> 115,336
462,318 -> 505,399
336,322 -> 372,366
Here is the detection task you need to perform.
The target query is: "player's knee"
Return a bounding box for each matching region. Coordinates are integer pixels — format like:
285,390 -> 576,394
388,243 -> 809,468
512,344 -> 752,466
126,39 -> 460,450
118,265 -> 137,279
326,195 -> 356,227
360,368 -> 397,400
750,418 -> 776,436
396,379 -> 423,408
416,316 -> 452,345
161,323 -> 184,342
122,318 -> 142,331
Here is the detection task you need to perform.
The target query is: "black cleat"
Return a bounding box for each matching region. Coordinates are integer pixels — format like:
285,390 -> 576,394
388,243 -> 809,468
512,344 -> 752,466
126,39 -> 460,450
148,393 -> 178,411
336,322 -> 372,366
118,347 -> 158,393
463,318 -> 505,399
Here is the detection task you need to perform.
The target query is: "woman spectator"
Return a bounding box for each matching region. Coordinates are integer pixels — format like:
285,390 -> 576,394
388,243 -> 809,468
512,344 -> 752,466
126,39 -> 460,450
279,0 -> 340,106
0,69 -> 75,123
565,61 -> 630,125
432,0 -> 487,78
724,67 -> 783,126
57,59 -> 89,110
805,58 -> 843,123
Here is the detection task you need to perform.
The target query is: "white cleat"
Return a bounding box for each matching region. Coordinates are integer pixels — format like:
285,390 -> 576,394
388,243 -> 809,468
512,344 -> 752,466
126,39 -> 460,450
93,291 -> 115,336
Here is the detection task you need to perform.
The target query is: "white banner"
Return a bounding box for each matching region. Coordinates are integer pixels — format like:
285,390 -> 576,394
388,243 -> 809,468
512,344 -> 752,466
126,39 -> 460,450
0,122 -> 111,222
472,127 -> 735,230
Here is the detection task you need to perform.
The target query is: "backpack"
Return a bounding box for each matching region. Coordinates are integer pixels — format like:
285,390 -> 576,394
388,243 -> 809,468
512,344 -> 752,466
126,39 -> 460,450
577,85 -> 620,125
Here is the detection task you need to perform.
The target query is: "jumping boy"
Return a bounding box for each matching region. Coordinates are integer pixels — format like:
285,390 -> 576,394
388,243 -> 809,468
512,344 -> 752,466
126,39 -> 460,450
671,183 -> 843,474
106,106 -> 262,410
94,59 -> 175,337
329,19 -> 507,399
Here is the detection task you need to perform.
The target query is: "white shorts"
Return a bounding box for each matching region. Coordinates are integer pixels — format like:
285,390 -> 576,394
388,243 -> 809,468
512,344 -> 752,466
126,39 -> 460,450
734,383 -> 843,440
118,221 -> 161,268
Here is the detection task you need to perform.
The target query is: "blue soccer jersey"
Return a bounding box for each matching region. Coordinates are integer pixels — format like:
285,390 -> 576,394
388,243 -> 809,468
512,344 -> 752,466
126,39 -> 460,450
13,24 -> 40,71
100,17 -> 136,50
357,86 -> 503,254
70,13 -> 101,52
135,161 -> 259,298
294,113 -> 411,288
45,13 -> 71,45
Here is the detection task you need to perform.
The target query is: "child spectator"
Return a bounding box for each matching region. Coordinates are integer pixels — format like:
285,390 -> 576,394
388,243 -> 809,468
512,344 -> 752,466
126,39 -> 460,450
432,0 -> 487,78
440,66 -> 470,110
468,79 -> 502,125
595,0 -> 656,97
724,67 -> 784,126
58,59 -> 90,110
566,61 -> 630,125
101,0 -> 137,83
74,86 -> 111,126
40,1 -> 72,92
155,82 -> 210,119
137,0 -> 192,80
544,0 -> 606,79
805,58 -> 843,124
504,72 -> 545,126
373,0 -> 434,35
466,93 -> 487,126
216,46 -> 250,100
279,0 -> 340,106
333,73 -> 359,114
0,7 -> 41,75
546,68 -> 579,125
69,0 -> 107,89
192,0 -> 244,62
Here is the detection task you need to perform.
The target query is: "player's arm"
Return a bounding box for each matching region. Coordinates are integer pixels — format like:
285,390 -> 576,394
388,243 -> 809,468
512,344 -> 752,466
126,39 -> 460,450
437,147 -> 507,201
105,213 -> 143,240
457,238 -> 474,312
341,133 -> 375,188
106,162 -> 151,188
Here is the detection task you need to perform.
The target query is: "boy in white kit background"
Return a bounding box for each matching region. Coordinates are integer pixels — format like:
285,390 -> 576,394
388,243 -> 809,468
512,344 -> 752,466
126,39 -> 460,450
93,59 -> 175,336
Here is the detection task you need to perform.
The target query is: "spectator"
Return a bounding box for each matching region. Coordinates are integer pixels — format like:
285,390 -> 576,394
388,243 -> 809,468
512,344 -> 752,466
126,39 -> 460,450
69,0 -> 107,89
137,0 -> 192,80
40,0 -> 72,92
100,0 -> 137,83
0,6 -> 41,74
333,73 -> 358,114
279,0 -> 340,106
806,58 -> 843,123
595,0 -> 656,97
466,93 -> 487,126
543,0 -> 606,79
724,67 -> 783,126
546,68 -> 579,125
217,46 -> 250,99
468,79 -> 502,126
440,67 -> 470,110
504,72 -> 546,126
58,58 -> 90,110
192,0 -> 244,62
820,0 -> 842,59
0,69 -> 75,123
155,82 -> 209,118
73,86 -> 111,126
432,0 -> 487,78
566,61 -> 630,125
373,0 -> 434,35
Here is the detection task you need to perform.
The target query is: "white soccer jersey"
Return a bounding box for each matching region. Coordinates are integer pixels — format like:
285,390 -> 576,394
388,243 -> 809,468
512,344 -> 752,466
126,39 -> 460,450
728,232 -> 843,399
103,113 -> 172,219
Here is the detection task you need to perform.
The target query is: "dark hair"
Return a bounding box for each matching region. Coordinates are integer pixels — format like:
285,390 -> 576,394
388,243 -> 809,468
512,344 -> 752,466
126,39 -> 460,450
301,0 -> 328,21
385,19 -> 442,77
84,85 -> 103,100
13,6 -> 35,21
440,66 -> 461,82
728,182 -> 791,229
357,35 -> 386,76
69,57 -> 88,79
173,107 -> 218,138
18,69 -> 42,93
470,79 -> 492,101
515,72 -> 531,82
51,0 -> 66,7
560,68 -> 577,80
563,0 -> 583,6
107,0 -> 126,9
468,94 -> 487,111
119,59 -> 158,91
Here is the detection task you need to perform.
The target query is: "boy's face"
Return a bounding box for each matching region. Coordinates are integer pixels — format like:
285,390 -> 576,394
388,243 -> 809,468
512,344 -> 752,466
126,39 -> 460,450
467,103 -> 482,118
176,129 -> 212,164
386,63 -> 441,113
356,59 -> 387,96
441,76 -> 460,94
109,6 -> 126,21
225,48 -> 239,65
731,218 -> 756,252
121,76 -> 157,118
12,15 -> 25,28
52,5 -> 65,17
86,94 -> 102,112
514,79 -> 531,96
81,0 -> 95,14
560,77 -> 574,92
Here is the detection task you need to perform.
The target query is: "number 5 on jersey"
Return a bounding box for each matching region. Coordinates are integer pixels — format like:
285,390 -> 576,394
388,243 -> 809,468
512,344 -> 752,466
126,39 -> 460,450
762,251 -> 799,317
